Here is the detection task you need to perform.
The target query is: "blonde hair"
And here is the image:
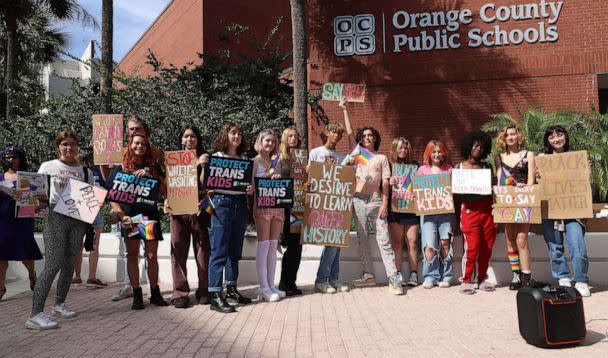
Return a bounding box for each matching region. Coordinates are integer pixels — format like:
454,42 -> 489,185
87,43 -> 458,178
279,126 -> 301,161
390,137 -> 413,164
496,124 -> 526,152
325,122 -> 345,134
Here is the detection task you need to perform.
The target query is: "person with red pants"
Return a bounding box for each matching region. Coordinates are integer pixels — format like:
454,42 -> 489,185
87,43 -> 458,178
457,131 -> 497,294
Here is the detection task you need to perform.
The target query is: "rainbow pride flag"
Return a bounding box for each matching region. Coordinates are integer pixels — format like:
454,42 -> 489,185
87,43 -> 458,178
200,197 -> 215,216
138,222 -> 156,241
499,171 -> 515,186
401,174 -> 413,192
348,145 -> 374,166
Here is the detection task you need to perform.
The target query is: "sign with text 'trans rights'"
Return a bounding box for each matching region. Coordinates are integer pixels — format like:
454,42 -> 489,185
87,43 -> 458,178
106,170 -> 160,207
452,168 -> 492,195
391,163 -> 417,214
92,114 -> 123,165
301,162 -> 355,247
492,185 -> 541,224
203,156 -> 253,192
53,179 -> 107,224
290,149 -> 308,213
536,151 -> 593,219
255,178 -> 294,208
165,150 -> 199,215
413,173 -> 454,215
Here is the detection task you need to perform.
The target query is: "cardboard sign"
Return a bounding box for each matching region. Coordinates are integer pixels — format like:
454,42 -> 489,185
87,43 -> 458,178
15,171 -> 49,218
536,151 -> 593,219
301,163 -> 355,247
53,179 -> 107,224
492,185 -> 541,224
92,114 -> 123,165
165,150 -> 199,215
391,164 -> 417,213
203,156 -> 253,192
413,173 -> 454,215
321,82 -> 366,102
290,149 -> 308,213
290,212 -> 303,234
106,170 -> 160,207
255,178 -> 294,208
452,169 -> 492,195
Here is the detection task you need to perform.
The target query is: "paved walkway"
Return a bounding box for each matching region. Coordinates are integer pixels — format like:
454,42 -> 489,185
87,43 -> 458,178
1,282 -> 607,357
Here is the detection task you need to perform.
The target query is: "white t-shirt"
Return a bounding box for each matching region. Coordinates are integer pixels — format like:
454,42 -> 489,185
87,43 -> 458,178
38,159 -> 93,205
308,146 -> 346,165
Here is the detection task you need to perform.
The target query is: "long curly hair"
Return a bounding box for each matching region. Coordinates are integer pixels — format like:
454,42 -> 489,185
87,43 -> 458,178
461,131 -> 492,160
389,137 -> 413,164
122,131 -> 160,176
212,121 -> 248,155
496,124 -> 526,153
355,126 -> 381,151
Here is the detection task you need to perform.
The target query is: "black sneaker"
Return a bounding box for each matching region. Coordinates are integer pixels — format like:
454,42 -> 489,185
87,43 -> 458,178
173,297 -> 189,309
198,294 -> 211,305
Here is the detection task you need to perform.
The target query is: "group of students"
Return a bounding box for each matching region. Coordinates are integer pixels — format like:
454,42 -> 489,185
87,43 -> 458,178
0,109 -> 591,331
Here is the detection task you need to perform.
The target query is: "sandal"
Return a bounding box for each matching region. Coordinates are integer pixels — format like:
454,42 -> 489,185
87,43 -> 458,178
478,281 -> 496,292
459,283 -> 475,295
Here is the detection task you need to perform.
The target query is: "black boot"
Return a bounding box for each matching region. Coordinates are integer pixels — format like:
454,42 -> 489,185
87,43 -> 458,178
509,271 -> 522,290
150,286 -> 169,306
226,285 -> 252,304
131,287 -> 145,310
210,292 -> 236,313
521,272 -> 532,288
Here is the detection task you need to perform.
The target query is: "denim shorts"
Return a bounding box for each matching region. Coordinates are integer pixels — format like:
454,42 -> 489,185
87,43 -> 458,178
92,211 -> 104,229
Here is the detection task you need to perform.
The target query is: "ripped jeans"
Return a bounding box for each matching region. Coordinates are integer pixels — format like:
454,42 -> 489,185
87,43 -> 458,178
421,214 -> 455,284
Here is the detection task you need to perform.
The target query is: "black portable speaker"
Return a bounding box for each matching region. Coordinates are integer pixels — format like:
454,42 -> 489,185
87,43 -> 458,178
516,286 -> 586,348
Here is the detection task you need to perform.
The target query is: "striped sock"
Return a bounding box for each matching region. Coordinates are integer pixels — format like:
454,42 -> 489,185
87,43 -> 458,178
508,250 -> 520,272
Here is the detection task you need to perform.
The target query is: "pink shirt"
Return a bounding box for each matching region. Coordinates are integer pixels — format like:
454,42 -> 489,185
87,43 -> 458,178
417,163 -> 452,176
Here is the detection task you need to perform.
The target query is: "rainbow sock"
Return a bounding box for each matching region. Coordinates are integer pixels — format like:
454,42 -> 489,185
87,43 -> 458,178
508,251 -> 520,272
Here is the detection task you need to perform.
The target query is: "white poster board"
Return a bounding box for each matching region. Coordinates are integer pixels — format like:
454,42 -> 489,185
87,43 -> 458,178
452,169 -> 492,195
53,179 -> 107,224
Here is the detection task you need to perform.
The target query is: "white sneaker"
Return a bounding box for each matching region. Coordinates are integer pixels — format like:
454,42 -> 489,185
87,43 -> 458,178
111,286 -> 133,301
574,282 -> 591,297
438,281 -> 450,288
258,288 -> 280,302
270,286 -> 286,298
52,303 -> 77,318
422,281 -> 435,289
330,280 -> 350,292
558,278 -> 572,287
26,312 -> 59,330
315,282 -> 337,294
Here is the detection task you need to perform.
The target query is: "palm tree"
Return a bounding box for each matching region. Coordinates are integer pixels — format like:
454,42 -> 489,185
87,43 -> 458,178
100,0 -> 112,114
0,0 -> 98,120
290,0 -> 308,147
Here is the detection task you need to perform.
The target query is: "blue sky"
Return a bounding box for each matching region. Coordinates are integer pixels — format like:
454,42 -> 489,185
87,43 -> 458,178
58,0 -> 170,62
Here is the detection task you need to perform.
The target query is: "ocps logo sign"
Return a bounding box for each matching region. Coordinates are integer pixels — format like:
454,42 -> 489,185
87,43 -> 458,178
334,14 -> 375,56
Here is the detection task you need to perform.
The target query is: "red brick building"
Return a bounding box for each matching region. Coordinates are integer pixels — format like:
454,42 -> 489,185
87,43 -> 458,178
118,0 -> 608,160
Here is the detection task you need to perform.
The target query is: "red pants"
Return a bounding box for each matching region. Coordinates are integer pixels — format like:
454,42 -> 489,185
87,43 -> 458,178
460,198 -> 496,284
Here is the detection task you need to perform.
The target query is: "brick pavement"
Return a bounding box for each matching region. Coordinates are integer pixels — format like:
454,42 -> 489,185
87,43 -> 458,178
1,282 -> 607,357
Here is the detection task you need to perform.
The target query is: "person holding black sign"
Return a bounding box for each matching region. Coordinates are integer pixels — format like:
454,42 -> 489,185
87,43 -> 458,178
252,129 -> 285,302
164,125 -> 212,308
206,122 -> 254,313
108,130 -> 168,310
537,126 -> 591,297
495,124 -> 536,289
278,126 -> 304,296
26,132 -> 94,330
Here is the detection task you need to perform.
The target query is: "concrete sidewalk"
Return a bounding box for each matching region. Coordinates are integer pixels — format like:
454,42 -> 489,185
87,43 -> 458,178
1,282 -> 606,357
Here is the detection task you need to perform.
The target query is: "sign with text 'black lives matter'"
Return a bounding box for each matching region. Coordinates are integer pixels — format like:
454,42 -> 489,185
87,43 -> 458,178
301,163 -> 355,248
204,156 -> 253,192
106,170 -> 160,207
255,178 -> 294,208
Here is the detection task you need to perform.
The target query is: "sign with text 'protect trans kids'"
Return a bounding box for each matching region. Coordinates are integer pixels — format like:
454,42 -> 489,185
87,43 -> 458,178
301,162 -> 355,247
492,185 -> 541,224
53,179 -> 107,224
413,173 -> 454,215
203,156 -> 253,192
255,178 -> 294,208
165,150 -> 199,215
391,163 -> 417,214
106,170 -> 160,207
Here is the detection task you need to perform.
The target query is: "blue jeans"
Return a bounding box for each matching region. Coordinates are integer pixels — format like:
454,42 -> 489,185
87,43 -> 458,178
208,194 -> 248,292
542,219 -> 589,283
315,247 -> 341,284
421,214 -> 455,284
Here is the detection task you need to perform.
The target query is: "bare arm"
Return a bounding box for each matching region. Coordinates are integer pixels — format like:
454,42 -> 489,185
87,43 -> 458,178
339,99 -> 356,148
526,151 -> 536,186
494,154 -> 502,181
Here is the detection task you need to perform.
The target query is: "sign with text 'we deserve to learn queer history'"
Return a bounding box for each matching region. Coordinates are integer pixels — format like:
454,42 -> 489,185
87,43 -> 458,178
165,150 -> 199,215
203,156 -> 253,193
255,178 -> 294,208
413,173 -> 454,215
301,163 -> 355,247
92,114 -> 123,165
53,179 -> 107,224
106,170 -> 160,207
391,163 -> 417,214
536,151 -> 593,219
492,185 -> 541,224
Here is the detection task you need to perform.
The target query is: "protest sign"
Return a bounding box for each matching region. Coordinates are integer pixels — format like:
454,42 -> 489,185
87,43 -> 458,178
290,212 -> 303,234
165,150 -> 199,214
492,185 -> 541,224
0,180 -> 13,196
15,171 -> 48,218
255,178 -> 294,208
321,82 -> 366,102
203,156 -> 253,192
536,151 -> 593,219
53,179 -> 107,224
452,168 -> 492,195
92,114 -> 123,165
413,173 -> 454,215
390,164 -> 417,213
106,170 -> 160,207
290,149 -> 308,213
301,163 -> 355,247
